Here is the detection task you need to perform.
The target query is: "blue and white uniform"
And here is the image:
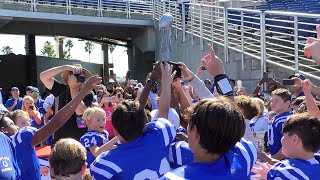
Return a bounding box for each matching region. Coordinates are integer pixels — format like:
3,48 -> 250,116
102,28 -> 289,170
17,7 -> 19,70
90,118 -> 176,179
268,155 -> 320,179
161,138 -> 257,180
11,126 -> 40,180
169,141 -> 194,168
0,132 -> 20,179
80,130 -> 109,167
267,112 -> 291,156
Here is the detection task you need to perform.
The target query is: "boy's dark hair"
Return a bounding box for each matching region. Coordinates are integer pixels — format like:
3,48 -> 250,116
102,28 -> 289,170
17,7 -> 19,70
283,113 -> 320,153
0,112 -> 9,128
271,88 -> 291,102
188,96 -> 245,155
49,138 -> 86,177
292,96 -> 305,107
235,96 -> 259,119
112,100 -> 145,142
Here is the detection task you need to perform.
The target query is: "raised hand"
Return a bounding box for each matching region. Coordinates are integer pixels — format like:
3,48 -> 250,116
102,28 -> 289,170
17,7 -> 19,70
201,44 -> 225,77
68,74 -> 80,89
304,25 -> 320,64
179,62 -> 195,82
150,62 -> 162,81
160,63 -> 176,86
301,79 -> 313,94
65,65 -> 82,75
82,75 -> 102,94
251,161 -> 272,180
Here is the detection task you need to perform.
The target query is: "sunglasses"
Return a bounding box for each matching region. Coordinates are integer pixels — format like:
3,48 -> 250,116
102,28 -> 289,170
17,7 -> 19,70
31,91 -> 39,95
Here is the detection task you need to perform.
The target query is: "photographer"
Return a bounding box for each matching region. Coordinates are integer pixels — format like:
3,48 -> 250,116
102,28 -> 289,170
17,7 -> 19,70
40,65 -> 94,143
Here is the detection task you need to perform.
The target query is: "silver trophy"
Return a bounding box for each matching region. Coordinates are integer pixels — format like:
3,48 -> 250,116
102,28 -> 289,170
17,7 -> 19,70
159,13 -> 174,62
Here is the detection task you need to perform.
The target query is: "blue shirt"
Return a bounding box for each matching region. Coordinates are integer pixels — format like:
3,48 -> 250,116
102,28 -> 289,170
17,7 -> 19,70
11,126 -> 40,180
80,130 -> 109,167
0,132 -> 20,180
161,138 -> 257,180
267,112 -> 291,156
5,97 -> 23,111
268,155 -> 320,179
35,98 -> 46,118
169,141 -> 194,168
30,116 -> 45,130
90,118 -> 176,179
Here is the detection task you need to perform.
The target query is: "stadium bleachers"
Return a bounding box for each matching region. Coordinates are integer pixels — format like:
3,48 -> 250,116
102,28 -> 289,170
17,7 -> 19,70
240,0 -> 320,37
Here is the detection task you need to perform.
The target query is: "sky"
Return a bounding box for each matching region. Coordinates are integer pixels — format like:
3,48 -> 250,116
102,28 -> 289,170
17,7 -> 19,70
0,34 -> 128,77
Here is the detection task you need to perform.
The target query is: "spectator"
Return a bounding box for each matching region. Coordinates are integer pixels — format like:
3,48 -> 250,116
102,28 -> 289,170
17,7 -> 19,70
292,96 -> 305,114
98,92 -> 116,138
106,82 -> 114,94
250,97 -> 269,133
25,86 -> 34,97
112,87 -> 125,102
22,95 -> 43,129
40,65 -> 94,143
31,87 -> 46,117
289,74 -> 306,100
149,82 -> 159,110
49,138 -> 87,180
5,87 -> 23,112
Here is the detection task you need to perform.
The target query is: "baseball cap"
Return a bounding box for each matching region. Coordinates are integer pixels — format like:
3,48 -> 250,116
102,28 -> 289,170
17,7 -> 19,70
31,87 -> 40,93
11,87 -> 19,91
151,108 -> 180,129
288,74 -> 306,80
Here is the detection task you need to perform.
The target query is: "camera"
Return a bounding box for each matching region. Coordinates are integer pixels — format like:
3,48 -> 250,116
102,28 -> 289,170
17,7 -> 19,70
29,106 -> 34,110
69,71 -> 86,83
162,61 -> 182,79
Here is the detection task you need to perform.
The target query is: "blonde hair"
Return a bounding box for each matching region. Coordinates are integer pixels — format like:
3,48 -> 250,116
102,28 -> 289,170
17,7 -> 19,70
49,138 -> 86,177
22,95 -> 41,119
9,110 -> 29,125
82,107 -> 106,125
252,98 -> 265,117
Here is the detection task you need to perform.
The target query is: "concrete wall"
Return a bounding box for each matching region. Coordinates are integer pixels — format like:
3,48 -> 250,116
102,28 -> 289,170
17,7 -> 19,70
155,27 -> 308,93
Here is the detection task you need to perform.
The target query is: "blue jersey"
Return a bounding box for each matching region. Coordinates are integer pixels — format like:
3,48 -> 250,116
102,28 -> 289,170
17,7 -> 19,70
35,98 -> 46,118
11,126 -> 40,180
267,112 -> 291,156
161,138 -> 257,180
90,118 -> 176,179
5,97 -> 23,111
30,116 -> 45,129
0,132 -> 20,180
267,155 -> 320,180
80,130 -> 109,167
169,141 -> 194,168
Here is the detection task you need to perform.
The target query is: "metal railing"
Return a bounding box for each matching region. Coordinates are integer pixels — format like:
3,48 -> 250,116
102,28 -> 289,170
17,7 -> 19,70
154,0 -> 320,81
1,0 -> 319,80
0,0 -> 154,17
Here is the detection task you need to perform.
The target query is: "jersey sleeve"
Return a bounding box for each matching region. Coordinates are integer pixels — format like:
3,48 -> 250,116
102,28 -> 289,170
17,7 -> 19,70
235,138 -> 258,176
16,126 -> 37,145
146,118 -> 177,147
80,134 -> 100,148
169,141 -> 194,168
4,99 -> 13,108
90,153 -> 123,179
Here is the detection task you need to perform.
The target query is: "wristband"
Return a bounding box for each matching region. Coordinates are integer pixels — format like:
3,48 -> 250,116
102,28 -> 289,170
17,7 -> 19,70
214,74 -> 234,96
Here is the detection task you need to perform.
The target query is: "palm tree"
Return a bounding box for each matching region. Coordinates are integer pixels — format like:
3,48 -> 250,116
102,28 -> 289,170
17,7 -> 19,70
84,41 -> 94,62
41,41 -> 55,58
2,45 -> 13,55
64,39 -> 74,59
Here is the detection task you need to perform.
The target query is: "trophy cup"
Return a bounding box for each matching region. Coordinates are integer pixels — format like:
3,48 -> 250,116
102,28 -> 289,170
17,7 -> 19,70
159,13 -> 174,62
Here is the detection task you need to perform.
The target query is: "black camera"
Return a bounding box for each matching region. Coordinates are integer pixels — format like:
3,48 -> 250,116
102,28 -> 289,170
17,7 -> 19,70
163,61 -> 182,79
29,106 -> 34,110
70,71 -> 86,83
